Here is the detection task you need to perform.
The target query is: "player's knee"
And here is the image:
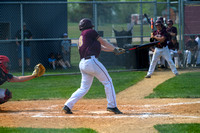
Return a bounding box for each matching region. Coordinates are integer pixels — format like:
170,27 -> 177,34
0,88 -> 12,104
101,79 -> 113,87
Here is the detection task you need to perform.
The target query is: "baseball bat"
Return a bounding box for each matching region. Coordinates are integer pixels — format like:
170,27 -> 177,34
144,14 -> 154,32
126,41 -> 160,51
151,18 -> 154,32
144,13 -> 151,25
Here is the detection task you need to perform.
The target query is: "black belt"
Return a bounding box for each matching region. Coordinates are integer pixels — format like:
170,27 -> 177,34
156,45 -> 166,48
83,55 -> 96,60
84,56 -> 91,60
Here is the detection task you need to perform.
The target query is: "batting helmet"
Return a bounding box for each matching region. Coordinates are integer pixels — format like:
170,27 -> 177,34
0,55 -> 10,74
155,20 -> 162,26
167,19 -> 173,25
158,17 -> 164,23
79,18 -> 94,31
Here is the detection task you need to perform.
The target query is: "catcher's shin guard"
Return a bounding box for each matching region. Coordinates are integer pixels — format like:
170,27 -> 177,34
0,88 -> 12,104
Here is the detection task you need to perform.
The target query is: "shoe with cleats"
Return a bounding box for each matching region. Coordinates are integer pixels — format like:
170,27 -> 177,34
145,75 -> 151,78
63,106 -> 73,114
107,107 -> 123,114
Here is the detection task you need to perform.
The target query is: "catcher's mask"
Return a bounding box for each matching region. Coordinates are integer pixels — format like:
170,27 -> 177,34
0,55 -> 10,74
79,18 -> 94,31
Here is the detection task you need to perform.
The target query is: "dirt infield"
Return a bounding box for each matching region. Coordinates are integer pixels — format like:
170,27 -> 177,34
0,70 -> 200,133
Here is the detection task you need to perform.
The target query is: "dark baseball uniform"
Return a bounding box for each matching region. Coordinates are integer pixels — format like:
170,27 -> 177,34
185,40 -> 198,65
166,26 -> 177,41
65,29 -> 117,109
150,29 -> 169,48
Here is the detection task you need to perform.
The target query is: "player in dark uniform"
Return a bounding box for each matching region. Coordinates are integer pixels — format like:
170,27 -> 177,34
166,19 -> 177,41
157,17 -> 167,68
185,35 -> 198,67
168,37 -> 181,68
63,18 -> 125,114
0,55 -> 42,104
145,20 -> 178,78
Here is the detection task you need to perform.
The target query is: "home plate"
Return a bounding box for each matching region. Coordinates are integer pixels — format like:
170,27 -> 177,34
89,111 -> 112,114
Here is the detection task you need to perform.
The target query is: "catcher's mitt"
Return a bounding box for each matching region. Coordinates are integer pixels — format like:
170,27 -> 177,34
113,47 -> 125,55
32,63 -> 46,78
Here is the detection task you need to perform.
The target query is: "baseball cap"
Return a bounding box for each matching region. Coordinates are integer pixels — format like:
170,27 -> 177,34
63,33 -> 68,36
23,22 -> 26,26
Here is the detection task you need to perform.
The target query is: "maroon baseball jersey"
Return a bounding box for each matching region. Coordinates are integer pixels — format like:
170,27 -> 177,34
168,41 -> 179,50
166,26 -> 177,40
150,29 -> 169,48
78,29 -> 101,59
166,26 -> 177,36
185,40 -> 198,52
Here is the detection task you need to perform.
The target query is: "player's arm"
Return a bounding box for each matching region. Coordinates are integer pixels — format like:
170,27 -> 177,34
97,37 -> 125,55
9,75 -> 35,82
10,63 -> 45,83
97,37 -> 115,52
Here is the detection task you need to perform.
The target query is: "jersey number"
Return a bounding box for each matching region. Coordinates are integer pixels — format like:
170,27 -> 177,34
78,36 -> 83,48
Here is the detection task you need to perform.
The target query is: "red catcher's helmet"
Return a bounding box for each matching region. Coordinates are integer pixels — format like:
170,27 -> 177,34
0,55 -> 10,73
79,18 -> 94,31
167,19 -> 173,25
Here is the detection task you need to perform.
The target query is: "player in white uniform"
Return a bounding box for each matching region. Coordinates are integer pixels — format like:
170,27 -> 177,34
63,18 -> 125,114
195,35 -> 200,66
145,20 -> 178,78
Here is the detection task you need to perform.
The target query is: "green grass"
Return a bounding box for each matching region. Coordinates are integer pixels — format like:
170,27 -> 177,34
3,71 -> 145,101
154,123 -> 200,133
146,72 -> 200,98
0,127 -> 97,133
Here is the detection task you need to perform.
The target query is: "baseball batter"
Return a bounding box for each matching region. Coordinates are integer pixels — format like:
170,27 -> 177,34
0,55 -> 45,104
63,18 -> 125,114
145,20 -> 178,78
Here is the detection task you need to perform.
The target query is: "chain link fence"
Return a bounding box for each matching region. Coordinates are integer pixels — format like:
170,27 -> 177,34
0,0 -> 199,76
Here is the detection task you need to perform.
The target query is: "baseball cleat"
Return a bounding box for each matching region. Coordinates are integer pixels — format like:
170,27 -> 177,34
107,107 -> 123,114
175,73 -> 179,76
145,75 -> 151,78
63,106 -> 73,114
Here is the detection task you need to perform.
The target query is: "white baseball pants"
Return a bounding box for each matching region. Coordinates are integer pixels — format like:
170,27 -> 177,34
147,46 -> 178,76
65,56 -> 117,109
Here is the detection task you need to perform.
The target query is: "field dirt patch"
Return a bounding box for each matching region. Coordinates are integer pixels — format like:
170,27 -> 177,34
0,69 -> 200,133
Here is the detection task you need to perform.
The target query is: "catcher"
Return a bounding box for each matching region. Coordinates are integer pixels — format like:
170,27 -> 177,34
0,55 -> 45,104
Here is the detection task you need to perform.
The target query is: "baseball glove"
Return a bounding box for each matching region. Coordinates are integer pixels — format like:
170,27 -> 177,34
32,63 -> 46,78
113,47 -> 125,55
